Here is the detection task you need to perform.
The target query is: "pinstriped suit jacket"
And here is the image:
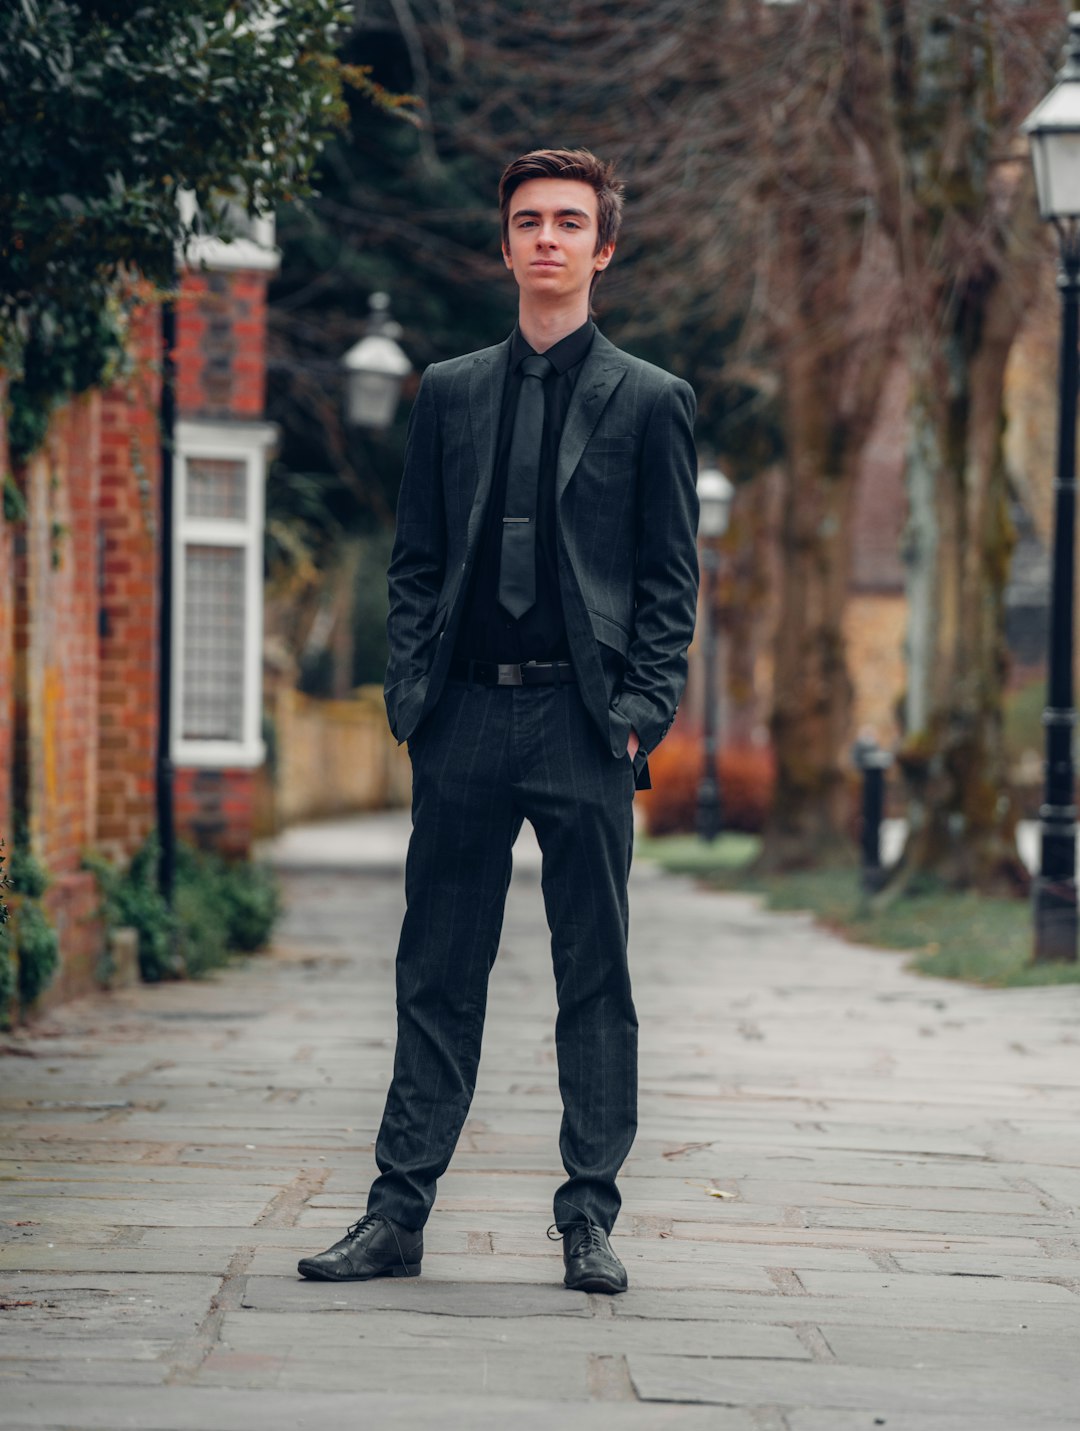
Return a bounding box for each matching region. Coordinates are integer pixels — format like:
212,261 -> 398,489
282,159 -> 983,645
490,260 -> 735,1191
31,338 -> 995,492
384,329 -> 700,790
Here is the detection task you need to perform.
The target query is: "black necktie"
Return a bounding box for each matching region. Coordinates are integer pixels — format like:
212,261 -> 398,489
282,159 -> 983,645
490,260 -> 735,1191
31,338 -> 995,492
498,353 -> 553,620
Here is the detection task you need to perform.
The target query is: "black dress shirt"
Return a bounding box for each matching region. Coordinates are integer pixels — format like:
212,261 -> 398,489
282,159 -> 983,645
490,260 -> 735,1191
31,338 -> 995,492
454,320 -> 595,665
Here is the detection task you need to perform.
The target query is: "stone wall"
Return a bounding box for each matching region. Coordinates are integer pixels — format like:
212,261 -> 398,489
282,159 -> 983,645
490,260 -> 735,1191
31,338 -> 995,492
843,593 -> 908,748
266,685 -> 411,829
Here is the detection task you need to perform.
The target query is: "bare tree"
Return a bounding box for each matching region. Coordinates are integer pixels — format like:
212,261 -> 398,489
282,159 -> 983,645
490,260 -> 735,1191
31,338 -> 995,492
848,0 -> 1060,893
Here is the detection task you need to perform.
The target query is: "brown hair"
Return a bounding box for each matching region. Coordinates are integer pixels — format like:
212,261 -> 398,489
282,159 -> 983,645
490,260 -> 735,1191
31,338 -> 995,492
499,149 -> 624,300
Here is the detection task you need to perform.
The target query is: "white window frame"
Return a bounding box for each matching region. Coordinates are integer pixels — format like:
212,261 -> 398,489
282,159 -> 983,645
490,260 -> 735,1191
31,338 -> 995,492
177,190 -> 281,273
173,420 -> 277,768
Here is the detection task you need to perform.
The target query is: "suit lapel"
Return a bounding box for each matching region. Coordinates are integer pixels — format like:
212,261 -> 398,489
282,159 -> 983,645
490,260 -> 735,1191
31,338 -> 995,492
466,338 -> 512,550
556,332 -> 629,500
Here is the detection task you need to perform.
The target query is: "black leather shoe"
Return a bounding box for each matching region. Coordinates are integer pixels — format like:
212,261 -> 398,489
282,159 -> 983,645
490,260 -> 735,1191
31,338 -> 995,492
553,1219 -> 628,1294
297,1212 -> 422,1281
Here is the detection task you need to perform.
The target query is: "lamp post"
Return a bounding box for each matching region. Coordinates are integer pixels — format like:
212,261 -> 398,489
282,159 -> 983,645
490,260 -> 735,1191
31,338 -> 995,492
696,462 -> 735,843
342,292 -> 412,432
1023,14 -> 1080,963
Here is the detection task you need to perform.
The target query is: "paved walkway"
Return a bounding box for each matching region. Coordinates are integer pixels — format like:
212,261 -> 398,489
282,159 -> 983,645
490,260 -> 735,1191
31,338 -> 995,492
2,813 -> 1079,1429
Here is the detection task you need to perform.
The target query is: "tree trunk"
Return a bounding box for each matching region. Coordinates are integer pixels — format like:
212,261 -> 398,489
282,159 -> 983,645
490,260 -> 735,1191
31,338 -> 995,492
892,277 -> 1031,894
756,217 -> 897,872
845,0 -> 1054,895
759,358 -> 859,870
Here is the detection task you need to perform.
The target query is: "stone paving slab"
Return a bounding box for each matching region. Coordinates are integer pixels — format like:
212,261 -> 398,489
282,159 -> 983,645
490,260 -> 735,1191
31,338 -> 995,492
218,1302 -> 809,1358
665,1219 -> 1049,1255
0,1385 -> 754,1430
800,1205 -> 1065,1237
790,1265 -> 1074,1303
607,1285 -> 1080,1333
1,821 -> 1079,1427
788,1415 -> 1077,1431
626,1353 -> 1078,1415
893,1249 -> 1080,1277
238,1274 -> 590,1319
819,1322 -> 1077,1371
0,1195 -> 273,1226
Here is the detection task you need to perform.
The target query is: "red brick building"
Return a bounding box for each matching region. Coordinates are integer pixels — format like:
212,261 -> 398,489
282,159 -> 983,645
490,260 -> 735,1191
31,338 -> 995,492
0,219 -> 278,1008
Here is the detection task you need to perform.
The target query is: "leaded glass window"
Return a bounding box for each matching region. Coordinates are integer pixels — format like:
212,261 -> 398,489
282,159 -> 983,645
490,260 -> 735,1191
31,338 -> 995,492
181,544 -> 246,741
185,457 -> 247,521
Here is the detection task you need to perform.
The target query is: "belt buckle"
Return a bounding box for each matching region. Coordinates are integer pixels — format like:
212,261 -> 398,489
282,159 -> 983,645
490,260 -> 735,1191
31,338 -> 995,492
497,662 -> 523,686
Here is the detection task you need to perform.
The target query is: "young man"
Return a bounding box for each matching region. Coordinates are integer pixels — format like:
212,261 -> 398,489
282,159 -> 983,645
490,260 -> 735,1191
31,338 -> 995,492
299,149 -> 699,1294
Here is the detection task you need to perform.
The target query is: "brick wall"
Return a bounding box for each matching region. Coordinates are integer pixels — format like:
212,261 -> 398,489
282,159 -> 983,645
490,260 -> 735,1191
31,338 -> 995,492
176,269 -> 268,419
173,264 -> 270,859
2,260 -> 271,1015
96,304 -> 162,863
10,394 -> 105,1006
174,767 -> 256,859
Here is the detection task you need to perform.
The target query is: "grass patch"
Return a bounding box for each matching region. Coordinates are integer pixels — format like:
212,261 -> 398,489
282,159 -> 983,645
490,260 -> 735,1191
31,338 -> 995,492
636,834 -> 1080,988
635,832 -> 761,874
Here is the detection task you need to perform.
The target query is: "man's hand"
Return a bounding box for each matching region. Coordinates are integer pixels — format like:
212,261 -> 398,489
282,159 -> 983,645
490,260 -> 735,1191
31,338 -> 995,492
627,729 -> 640,761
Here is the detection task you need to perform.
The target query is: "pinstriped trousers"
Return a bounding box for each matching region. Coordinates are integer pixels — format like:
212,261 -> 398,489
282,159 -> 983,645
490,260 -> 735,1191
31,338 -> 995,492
366,677 -> 638,1233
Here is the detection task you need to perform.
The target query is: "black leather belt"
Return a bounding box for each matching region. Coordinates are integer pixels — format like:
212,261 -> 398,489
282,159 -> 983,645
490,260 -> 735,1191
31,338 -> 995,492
449,658 -> 576,687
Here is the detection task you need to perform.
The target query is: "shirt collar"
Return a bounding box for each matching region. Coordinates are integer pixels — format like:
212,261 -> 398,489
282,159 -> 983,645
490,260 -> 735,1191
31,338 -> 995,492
510,319 -> 595,376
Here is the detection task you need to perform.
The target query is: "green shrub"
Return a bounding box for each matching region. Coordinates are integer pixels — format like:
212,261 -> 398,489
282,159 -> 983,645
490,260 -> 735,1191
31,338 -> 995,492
15,901 -> 59,1005
85,832 -> 281,982
0,926 -> 15,1030
5,841 -> 59,1008
218,859 -> 281,952
9,843 -> 48,899
173,880 -> 229,979
0,838 -> 11,925
84,837 -> 177,982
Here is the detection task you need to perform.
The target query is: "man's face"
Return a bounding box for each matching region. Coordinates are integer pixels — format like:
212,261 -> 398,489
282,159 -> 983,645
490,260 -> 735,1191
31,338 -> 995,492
502,178 -> 614,304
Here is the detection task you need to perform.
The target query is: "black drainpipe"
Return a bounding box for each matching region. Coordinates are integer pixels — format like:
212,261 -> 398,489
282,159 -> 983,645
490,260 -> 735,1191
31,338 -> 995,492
156,296 -> 177,906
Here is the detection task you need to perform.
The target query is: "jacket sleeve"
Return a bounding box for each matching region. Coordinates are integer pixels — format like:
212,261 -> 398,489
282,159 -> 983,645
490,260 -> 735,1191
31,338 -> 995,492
611,377 -> 700,755
384,366 -> 446,709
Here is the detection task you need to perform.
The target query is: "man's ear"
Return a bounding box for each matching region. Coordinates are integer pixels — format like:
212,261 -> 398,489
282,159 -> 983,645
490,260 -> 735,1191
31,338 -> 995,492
593,241 -> 616,272
502,243 -> 514,271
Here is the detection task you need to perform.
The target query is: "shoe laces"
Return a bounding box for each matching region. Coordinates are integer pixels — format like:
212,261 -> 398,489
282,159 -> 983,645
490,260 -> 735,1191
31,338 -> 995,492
547,1212 -> 607,1257
345,1211 -> 411,1275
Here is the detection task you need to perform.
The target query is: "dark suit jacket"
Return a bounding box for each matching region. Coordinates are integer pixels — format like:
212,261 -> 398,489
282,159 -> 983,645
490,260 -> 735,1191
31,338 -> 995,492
384,329 -> 700,790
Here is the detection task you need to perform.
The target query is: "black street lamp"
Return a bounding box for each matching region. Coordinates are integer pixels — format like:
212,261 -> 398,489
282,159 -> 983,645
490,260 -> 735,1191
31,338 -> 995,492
696,462 -> 734,843
342,292 -> 412,432
1023,14 -> 1080,963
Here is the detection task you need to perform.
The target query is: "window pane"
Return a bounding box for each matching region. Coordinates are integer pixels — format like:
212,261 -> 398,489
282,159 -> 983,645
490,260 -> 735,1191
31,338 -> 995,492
186,457 -> 247,520
182,544 -> 246,741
